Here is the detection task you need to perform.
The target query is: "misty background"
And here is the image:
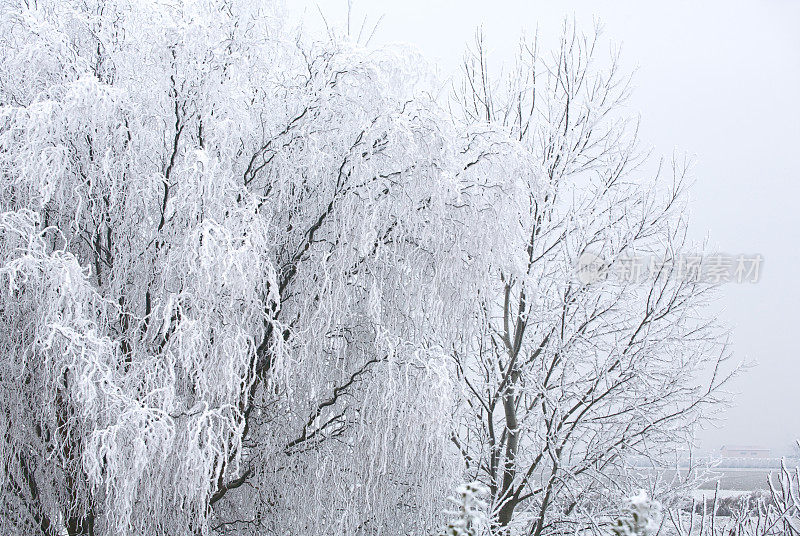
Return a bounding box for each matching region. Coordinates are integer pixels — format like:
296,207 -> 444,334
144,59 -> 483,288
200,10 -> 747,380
291,0 -> 800,455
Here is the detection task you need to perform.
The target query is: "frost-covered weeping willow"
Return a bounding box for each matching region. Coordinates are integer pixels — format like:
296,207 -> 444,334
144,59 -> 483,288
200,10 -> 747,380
0,1 -> 486,534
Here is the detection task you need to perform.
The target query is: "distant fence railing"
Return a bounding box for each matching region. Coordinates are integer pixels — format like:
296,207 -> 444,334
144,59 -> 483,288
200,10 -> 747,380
627,456 -> 800,470
711,457 -> 799,469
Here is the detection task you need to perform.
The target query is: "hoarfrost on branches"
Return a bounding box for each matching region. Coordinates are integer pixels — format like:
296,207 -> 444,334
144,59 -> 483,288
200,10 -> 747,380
0,2 -> 736,536
0,1 -> 463,534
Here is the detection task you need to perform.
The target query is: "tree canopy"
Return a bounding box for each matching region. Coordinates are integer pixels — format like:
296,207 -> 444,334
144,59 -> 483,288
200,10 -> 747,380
0,2 -> 732,535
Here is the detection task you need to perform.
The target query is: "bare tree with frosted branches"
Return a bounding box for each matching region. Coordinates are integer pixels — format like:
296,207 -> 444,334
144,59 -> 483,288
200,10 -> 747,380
449,22 -> 737,535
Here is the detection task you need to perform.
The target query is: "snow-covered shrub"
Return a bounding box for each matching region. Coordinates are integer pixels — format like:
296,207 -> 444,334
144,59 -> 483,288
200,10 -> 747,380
612,491 -> 662,536
442,482 -> 490,536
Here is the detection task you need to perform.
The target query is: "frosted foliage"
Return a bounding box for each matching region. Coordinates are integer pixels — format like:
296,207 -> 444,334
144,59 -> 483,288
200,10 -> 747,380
0,97 -> 278,535
0,0 -> 468,534
0,1 -> 729,535
0,209 -> 109,533
245,346 -> 459,536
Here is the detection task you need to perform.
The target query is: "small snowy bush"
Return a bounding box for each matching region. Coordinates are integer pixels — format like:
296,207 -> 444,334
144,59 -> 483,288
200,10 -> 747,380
612,491 -> 662,536
442,482 -> 490,536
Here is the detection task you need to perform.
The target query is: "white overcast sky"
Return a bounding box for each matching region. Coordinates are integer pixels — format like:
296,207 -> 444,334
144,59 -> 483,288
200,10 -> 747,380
288,0 -> 800,453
